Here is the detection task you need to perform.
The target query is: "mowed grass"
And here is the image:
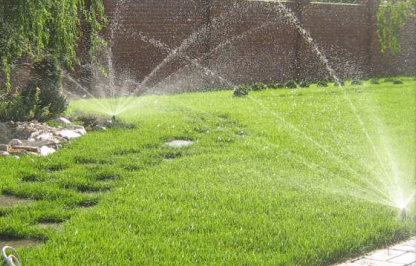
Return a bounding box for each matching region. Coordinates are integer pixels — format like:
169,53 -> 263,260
0,77 -> 415,265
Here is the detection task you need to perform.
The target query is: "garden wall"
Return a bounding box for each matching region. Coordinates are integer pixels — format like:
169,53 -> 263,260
100,0 -> 416,90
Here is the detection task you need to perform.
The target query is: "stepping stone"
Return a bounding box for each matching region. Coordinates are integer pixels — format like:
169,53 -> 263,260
0,237 -> 41,249
35,222 -> 63,230
165,140 -> 194,148
0,196 -> 32,207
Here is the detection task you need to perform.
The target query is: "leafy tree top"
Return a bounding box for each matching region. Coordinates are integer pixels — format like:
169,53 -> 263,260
0,0 -> 106,92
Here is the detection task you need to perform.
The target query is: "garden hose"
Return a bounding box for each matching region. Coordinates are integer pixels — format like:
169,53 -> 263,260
1,246 -> 22,266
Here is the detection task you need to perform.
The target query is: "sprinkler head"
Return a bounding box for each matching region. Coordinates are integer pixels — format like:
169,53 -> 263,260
401,207 -> 407,220
112,115 -> 116,122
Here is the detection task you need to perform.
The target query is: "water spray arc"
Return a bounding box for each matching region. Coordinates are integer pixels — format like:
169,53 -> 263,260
67,0 -> 415,216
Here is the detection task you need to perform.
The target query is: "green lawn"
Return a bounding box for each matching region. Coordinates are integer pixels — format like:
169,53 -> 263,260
0,77 -> 415,265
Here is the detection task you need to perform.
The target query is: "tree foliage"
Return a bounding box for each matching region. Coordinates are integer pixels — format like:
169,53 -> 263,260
0,0 -> 106,93
377,0 -> 416,54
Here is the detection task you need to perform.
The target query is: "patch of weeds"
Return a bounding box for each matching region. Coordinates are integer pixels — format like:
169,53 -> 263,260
69,112 -> 137,131
392,79 -> 404,84
351,79 -> 362,85
285,80 -> 298,89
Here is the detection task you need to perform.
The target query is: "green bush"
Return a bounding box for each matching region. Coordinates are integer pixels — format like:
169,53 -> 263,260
233,85 -> 249,97
21,58 -> 68,121
0,89 -> 50,122
285,80 -> 298,89
370,79 -> 380,85
317,80 -> 329,87
299,81 -> 310,88
0,57 -> 68,122
251,82 -> 268,91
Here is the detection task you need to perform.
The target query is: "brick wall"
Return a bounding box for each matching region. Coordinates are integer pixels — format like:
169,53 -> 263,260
100,0 -> 416,92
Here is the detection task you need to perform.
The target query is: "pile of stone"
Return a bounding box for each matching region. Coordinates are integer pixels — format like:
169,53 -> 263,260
0,118 -> 87,157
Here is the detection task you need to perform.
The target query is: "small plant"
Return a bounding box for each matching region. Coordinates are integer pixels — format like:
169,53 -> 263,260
351,79 -> 362,85
317,80 -> 328,87
299,81 -> 310,88
392,79 -> 404,84
251,82 -> 267,91
276,83 -> 285,89
370,79 -> 380,85
267,83 -> 279,89
284,80 -> 298,89
233,85 -> 249,97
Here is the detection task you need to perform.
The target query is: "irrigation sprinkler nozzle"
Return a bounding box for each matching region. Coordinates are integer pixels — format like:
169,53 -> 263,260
401,207 -> 407,220
112,115 -> 116,122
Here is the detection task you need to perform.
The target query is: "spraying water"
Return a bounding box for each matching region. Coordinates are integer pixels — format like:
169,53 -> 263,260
66,0 -> 415,216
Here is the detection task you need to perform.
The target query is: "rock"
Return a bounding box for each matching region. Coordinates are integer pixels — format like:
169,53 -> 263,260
56,117 -> 71,124
94,125 -> 107,131
165,140 -> 194,148
57,130 -> 82,140
0,144 -> 9,151
72,126 -> 87,136
9,139 -> 23,146
0,151 -> 10,156
14,155 -> 20,160
13,146 -> 40,153
35,132 -> 55,141
40,146 -> 56,156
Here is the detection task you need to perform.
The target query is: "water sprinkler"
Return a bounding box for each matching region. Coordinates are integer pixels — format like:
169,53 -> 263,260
401,207 -> 407,220
112,114 -> 116,122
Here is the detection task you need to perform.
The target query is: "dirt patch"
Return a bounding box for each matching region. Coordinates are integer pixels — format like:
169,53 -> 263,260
0,196 -> 33,207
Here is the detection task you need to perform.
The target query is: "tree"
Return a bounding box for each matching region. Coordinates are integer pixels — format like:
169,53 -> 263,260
0,0 -> 106,93
377,0 -> 416,53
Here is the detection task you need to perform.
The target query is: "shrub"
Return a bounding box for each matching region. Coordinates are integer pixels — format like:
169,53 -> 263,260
21,57 -> 68,121
317,80 -> 328,87
392,79 -> 403,84
351,79 -> 362,85
267,83 -> 279,89
0,57 -> 68,122
284,80 -> 298,89
276,83 -> 285,89
370,79 -> 380,85
233,85 -> 249,97
299,81 -> 310,88
251,82 -> 268,91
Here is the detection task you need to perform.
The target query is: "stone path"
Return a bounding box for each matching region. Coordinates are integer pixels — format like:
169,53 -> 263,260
338,237 -> 416,266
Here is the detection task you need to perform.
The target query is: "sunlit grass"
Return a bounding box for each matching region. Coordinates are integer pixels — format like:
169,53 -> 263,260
0,77 -> 415,265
